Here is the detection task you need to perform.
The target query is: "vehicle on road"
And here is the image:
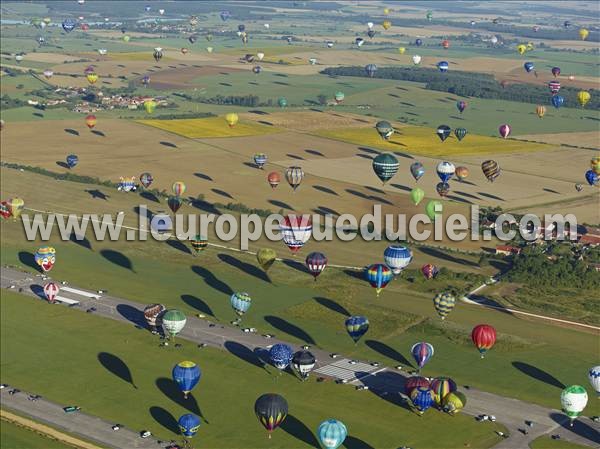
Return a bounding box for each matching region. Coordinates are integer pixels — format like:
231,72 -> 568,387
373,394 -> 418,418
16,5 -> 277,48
112,424 -> 122,431
356,385 -> 369,391
262,334 -> 273,339
8,389 -> 20,395
330,353 -> 340,359
140,430 -> 152,438
370,361 -> 380,367
0,384 -> 7,389
197,343 -> 207,348
63,406 -> 81,413
196,313 -> 205,318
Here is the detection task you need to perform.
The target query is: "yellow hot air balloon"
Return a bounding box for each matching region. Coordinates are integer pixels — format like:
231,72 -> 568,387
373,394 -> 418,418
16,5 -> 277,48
526,42 -> 535,51
579,28 -> 589,40
144,100 -> 157,114
383,8 -> 390,15
591,156 -> 600,175
8,198 -> 25,219
256,248 -> 277,272
382,20 -> 392,30
123,35 -> 130,42
206,47 -> 214,53
398,47 -> 406,54
225,113 -> 239,127
536,105 -> 546,118
577,90 -> 591,107
516,44 -> 527,55
86,72 -> 99,85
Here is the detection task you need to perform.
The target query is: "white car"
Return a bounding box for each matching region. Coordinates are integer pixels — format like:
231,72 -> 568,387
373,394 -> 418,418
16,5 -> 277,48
0,384 -> 7,389
349,360 -> 358,365
262,334 -> 273,339
243,328 -> 251,333
249,328 -> 257,333
140,430 -> 152,439
395,365 -> 403,371
112,424 -> 121,431
330,353 -> 340,359
489,415 -> 497,422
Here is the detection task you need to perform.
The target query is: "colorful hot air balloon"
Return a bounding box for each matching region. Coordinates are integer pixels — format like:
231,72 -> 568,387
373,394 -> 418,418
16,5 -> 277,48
551,66 -> 561,77
436,125 -> 451,142
172,361 -> 201,398
84,114 -> 97,129
178,414 -> 200,438
230,292 -> 252,317
256,248 -> 276,272
225,113 -> 239,127
436,182 -> 450,198
253,153 -> 267,169
441,39 -> 450,49
255,394 -> 288,437
365,64 -> 378,78
172,181 -> 186,197
372,153 -> 399,184
144,100 -> 157,114
280,214 -> 312,253
433,292 -> 455,319
305,252 -> 327,280
345,316 -> 369,343
366,264 -> 393,297
411,342 -> 434,370
548,80 -> 561,95
536,105 -> 546,118
292,350 -> 316,380
561,385 -> 588,425
471,324 -> 496,358
481,160 -> 501,182
118,176 -> 136,192
421,263 -> 438,280
442,391 -> 467,414
334,91 -> 345,104
524,62 -> 534,73
375,121 -> 394,140
139,172 -> 153,189
410,162 -> 425,181
317,419 -> 347,449
269,344 -> 293,371
143,304 -> 165,330
383,245 -> 412,275
34,246 -> 56,272
577,91 -> 591,107
405,376 -> 430,395
191,235 -> 208,254
267,172 -> 281,189
498,124 -> 511,138
410,387 -> 435,414
588,366 -> 600,396
410,188 -> 425,206
552,95 -> 564,109
456,100 -> 467,114
85,72 -> 98,85
162,309 -> 186,339
430,376 -> 457,405
592,156 -> 600,175
285,166 -> 304,191
425,200 -> 442,221
436,161 -> 455,182
579,28 -> 589,40
455,166 -> 469,181
43,282 -> 60,303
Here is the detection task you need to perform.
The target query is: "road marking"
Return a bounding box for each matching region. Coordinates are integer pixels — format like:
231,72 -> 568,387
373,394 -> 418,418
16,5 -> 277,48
61,286 -> 101,299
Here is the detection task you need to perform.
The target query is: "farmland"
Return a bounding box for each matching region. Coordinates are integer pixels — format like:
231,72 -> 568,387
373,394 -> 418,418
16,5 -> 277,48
138,116 -> 281,138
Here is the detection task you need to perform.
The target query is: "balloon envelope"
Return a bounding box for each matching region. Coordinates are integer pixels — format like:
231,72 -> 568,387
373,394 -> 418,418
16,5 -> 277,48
254,393 -> 288,434
317,419 -> 348,449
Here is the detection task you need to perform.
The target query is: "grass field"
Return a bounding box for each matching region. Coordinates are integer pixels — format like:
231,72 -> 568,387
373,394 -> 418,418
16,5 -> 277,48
0,291 -> 504,448
0,419 -> 74,449
137,117 -> 281,138
529,435 -> 591,449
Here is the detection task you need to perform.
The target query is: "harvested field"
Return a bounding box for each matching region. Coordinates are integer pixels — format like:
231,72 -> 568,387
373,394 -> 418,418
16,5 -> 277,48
513,131 -> 600,149
240,110 -> 377,131
138,116 -> 280,138
139,64 -> 245,89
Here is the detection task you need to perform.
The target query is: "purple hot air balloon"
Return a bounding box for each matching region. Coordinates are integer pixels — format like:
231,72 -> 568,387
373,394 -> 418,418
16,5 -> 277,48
456,100 -> 467,114
411,342 -> 434,370
551,66 -> 561,78
498,124 -> 511,139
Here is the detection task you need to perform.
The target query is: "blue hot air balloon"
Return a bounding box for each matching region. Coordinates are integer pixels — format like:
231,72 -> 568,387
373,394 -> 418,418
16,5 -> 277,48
269,344 -> 293,371
178,413 -> 201,437
410,161 -> 425,181
144,5 -> 151,12
366,263 -> 393,297
415,38 -> 423,46
551,95 -> 564,109
585,170 -> 599,186
410,386 -> 435,414
437,61 -> 449,72
383,245 -> 412,275
220,10 -> 231,21
317,419 -> 348,449
524,62 -> 534,73
172,361 -> 201,398
436,161 -> 456,183
62,18 -> 77,33
66,154 -> 79,169
411,342 -> 434,370
345,316 -> 369,343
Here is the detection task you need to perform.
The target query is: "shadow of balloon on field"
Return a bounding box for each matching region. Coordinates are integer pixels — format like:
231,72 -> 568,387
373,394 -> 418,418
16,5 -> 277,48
418,246 -> 478,267
69,231 -> 92,250
84,189 -> 110,200
314,297 -> 350,316
139,191 -> 160,203
454,190 -> 480,200
64,128 -> 79,136
91,130 -> 105,137
264,315 -> 315,345
390,183 -> 411,192
56,161 -> 70,169
194,172 -> 213,181
100,249 -> 134,272
30,284 -> 46,299
225,341 -> 267,371
166,239 -> 191,255
365,340 -> 413,368
18,251 -> 40,272
217,253 -> 271,284
478,192 -> 505,201
149,406 -> 179,434
189,198 -> 221,216
281,258 -> 310,276
181,294 -> 214,318
156,377 -> 208,423
268,199 -> 293,210
305,149 -> 325,157
211,188 -> 234,200
512,362 -> 565,389
357,370 -> 410,409
313,205 -> 340,216
116,303 -> 146,328
32,112 -> 44,118
344,436 -> 375,449
312,185 -> 338,196
281,414 -> 320,448
160,141 -> 178,148
98,352 -> 137,388
191,265 -> 232,295
549,413 -> 600,444
343,268 -> 363,280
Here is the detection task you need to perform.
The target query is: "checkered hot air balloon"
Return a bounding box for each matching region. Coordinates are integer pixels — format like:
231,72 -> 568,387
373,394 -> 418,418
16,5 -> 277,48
253,153 -> 268,169
317,419 -> 347,449
43,282 -> 60,303
305,251 -> 327,280
471,324 -> 496,358
285,166 -> 304,191
383,245 -> 412,275
280,215 -> 312,253
366,264 -> 393,297
433,292 -> 456,319
172,361 -> 201,398
372,152 -> 399,184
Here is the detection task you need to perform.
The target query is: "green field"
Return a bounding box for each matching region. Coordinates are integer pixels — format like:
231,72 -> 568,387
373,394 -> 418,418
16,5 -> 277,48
529,435 -> 591,449
0,419 -> 74,449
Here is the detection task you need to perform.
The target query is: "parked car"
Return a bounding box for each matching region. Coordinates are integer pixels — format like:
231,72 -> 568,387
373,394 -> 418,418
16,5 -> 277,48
330,353 -> 340,359
63,406 -> 81,413
140,430 -> 152,439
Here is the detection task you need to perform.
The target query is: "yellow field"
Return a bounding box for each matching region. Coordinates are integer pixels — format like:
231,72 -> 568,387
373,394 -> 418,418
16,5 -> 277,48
314,125 -> 551,157
137,116 -> 281,138
106,52 -> 175,62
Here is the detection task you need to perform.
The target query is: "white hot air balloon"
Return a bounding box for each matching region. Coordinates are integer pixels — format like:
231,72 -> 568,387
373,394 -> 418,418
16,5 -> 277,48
264,23 -> 270,29
367,22 -> 374,29
159,9 -> 165,15
206,47 -> 213,53
589,366 -> 600,396
412,55 -> 422,65
561,385 -> 588,426
257,52 -> 264,61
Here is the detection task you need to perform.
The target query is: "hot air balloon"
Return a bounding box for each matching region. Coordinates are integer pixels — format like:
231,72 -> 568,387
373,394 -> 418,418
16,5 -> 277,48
220,10 -> 231,21
285,166 -> 304,191
355,37 -> 365,47
561,385 -> 588,426
437,61 -> 449,72
118,176 -> 136,192
141,75 -> 151,87
206,47 -> 213,53
42,69 -> 54,79
292,350 -> 316,380
178,414 -> 200,438
153,47 -> 163,62
98,48 -> 107,55
309,58 -> 317,65
326,41 -> 334,48
253,153 -> 267,169
62,18 -> 77,33
85,72 -> 98,85
524,62 -> 535,73
280,214 -> 312,253
436,182 -> 450,197
564,20 -> 571,28
577,91 -> 591,107
433,292 -> 455,319
584,170 -> 598,186
144,304 -> 165,330
455,166 -> 469,181
516,44 -> 527,55
230,292 -> 252,317
481,160 -> 501,182
372,153 -> 399,184
536,105 -> 546,118
551,95 -> 564,109
269,344 -> 293,371
548,80 -> 561,95
551,66 -> 561,78
410,162 -> 425,181
162,309 -> 186,339
411,342 -> 434,371
267,172 -> 281,189
191,235 -> 208,254
375,121 -> 394,140
0,202 -> 10,219
225,113 -> 239,127
575,183 -> 584,192
366,264 -> 393,297
278,97 -> 288,108
139,172 -> 153,189
15,55 -> 24,64
306,252 -> 327,280
412,55 -> 422,65
181,47 -> 189,55
122,35 -> 130,42
415,38 -> 423,46
498,124 -> 511,138
43,282 -> 60,303
144,100 -> 157,114
425,200 -> 442,221
405,376 -> 430,395
172,181 -> 186,197
410,387 -> 435,414
398,47 -> 406,54
579,28 -> 589,40
421,263 -> 438,280
426,11 -> 433,21
84,114 -> 97,129
255,394 -> 287,438
588,366 -> 600,396
34,246 -> 56,272
383,245 -> 412,275
252,65 -> 262,74
382,20 -> 391,30
66,154 -> 78,169
471,324 -> 496,358
456,100 -> 467,114
172,361 -> 201,398
334,91 -> 345,104
365,63 -> 377,77
430,376 -> 457,405
317,419 -> 347,449
441,39 -> 450,49
256,248 -> 276,272
436,125 -> 452,142
410,187 -> 425,206
257,52 -> 265,61
591,156 -> 600,175
436,161 -> 455,182
442,391 -> 467,414
345,316 -> 369,343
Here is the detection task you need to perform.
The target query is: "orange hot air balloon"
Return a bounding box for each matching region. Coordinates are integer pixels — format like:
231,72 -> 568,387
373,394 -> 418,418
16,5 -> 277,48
85,114 -> 97,129
536,105 -> 546,118
441,39 -> 450,49
267,172 -> 281,189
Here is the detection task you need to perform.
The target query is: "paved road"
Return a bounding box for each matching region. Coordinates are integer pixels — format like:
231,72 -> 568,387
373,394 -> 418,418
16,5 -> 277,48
2,267 -> 599,449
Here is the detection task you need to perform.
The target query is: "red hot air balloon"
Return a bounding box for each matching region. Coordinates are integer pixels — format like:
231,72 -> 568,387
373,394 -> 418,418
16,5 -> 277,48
471,324 -> 496,358
441,39 -> 450,49
421,264 -> 439,280
267,172 -> 281,189
498,124 -> 511,138
43,282 -> 60,303
404,376 -> 430,395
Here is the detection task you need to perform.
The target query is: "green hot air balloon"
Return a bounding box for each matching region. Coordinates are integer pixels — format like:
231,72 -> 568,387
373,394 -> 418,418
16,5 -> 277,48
162,309 -> 187,339
561,385 -> 588,425
278,97 -> 288,108
372,153 -> 399,184
375,121 -> 394,140
425,200 -> 442,221
257,248 -> 277,272
410,188 -> 425,206
334,91 -> 345,104
454,127 -> 467,141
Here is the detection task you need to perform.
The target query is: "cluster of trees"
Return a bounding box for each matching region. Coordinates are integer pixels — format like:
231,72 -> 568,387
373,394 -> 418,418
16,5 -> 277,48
1,162 -> 115,188
202,94 -> 259,107
213,202 -> 276,218
321,66 -> 600,110
0,95 -> 26,109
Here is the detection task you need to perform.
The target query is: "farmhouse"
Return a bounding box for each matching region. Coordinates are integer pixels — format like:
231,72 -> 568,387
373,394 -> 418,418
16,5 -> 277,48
495,245 -> 522,256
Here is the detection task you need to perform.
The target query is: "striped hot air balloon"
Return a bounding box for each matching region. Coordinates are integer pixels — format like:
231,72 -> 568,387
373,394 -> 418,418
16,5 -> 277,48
430,376 -> 457,405
404,376 -> 430,395
471,324 -> 496,358
421,263 -> 439,280
191,235 -> 208,254
280,214 -> 312,253
481,160 -> 501,182
230,292 -> 252,317
383,245 -> 412,275
285,166 -> 304,191
253,153 -> 268,169
433,292 -> 455,319
411,342 -> 434,370
172,181 -> 186,197
372,153 -> 399,184
548,80 -> 561,95
305,252 -> 327,280
366,264 -> 393,297
162,309 -> 186,339
345,316 -> 369,343
43,282 -> 60,303
436,161 -> 455,182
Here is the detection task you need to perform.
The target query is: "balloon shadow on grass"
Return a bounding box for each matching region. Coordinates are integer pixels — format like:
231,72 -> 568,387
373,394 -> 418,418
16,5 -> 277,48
18,251 -> 40,272
264,315 -> 315,345
100,249 -> 134,272
314,297 -> 350,316
344,436 -> 375,449
281,259 -> 311,275
512,362 -> 565,389
224,341 -> 267,371
139,191 -> 160,203
356,370 -> 411,410
159,141 -> 177,148
64,128 -> 79,136
30,284 -> 46,299
98,352 -> 137,388
181,294 -> 214,318
191,265 -> 232,295
281,414 -> 320,448
418,246 -> 478,267
149,406 -> 179,434
91,130 -> 105,137
312,185 -> 338,196
268,199 -> 294,210
217,254 -> 271,284
156,377 -> 208,423
84,189 -> 109,200
56,161 -> 70,169
365,340 -> 413,368
69,231 -> 92,250
166,239 -> 191,255
549,413 -> 600,444
116,304 -> 146,328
